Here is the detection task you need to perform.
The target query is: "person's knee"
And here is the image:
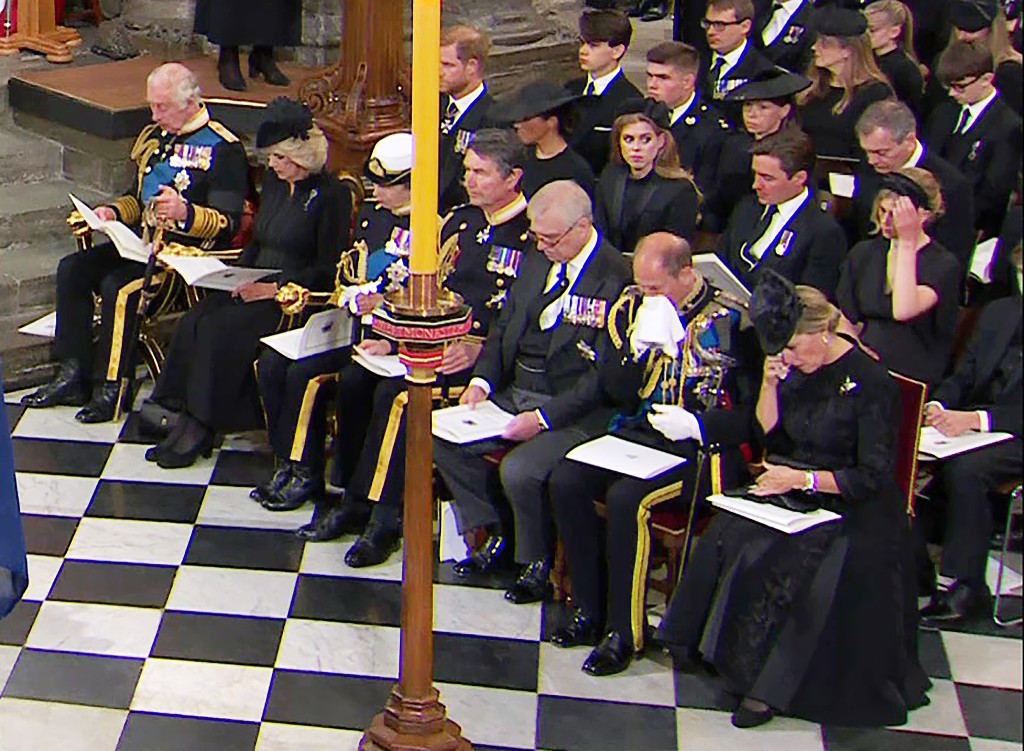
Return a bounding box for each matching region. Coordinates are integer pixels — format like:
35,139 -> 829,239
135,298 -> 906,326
56,253 -> 85,291
943,452 -> 993,495
499,446 -> 542,500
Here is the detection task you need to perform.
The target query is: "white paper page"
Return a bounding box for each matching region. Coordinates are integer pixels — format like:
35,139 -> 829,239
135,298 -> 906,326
297,308 -> 354,357
693,253 -> 750,303
431,401 -> 514,444
259,328 -> 304,360
566,435 -> 686,479
918,426 -> 1014,460
69,193 -> 105,230
159,255 -> 229,285
352,351 -> 407,378
439,501 -> 470,563
828,172 -> 856,199
969,237 -> 999,283
70,193 -> 150,263
17,311 -> 57,338
708,494 -> 842,534
987,555 -> 1023,596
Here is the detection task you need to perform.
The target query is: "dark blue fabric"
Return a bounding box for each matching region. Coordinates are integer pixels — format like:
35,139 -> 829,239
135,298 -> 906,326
0,365 -> 28,619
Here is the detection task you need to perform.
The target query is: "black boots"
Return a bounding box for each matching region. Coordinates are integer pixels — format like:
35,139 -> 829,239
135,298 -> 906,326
248,46 -> 290,87
217,46 -> 246,91
21,361 -> 88,409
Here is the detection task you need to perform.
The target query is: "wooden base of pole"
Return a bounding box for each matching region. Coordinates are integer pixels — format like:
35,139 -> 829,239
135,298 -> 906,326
361,685 -> 471,751
0,27 -> 81,62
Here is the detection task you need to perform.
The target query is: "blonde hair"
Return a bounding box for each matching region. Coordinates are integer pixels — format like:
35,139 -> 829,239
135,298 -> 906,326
269,125 -> 328,173
865,0 -> 919,63
869,166 -> 945,234
610,112 -> 701,196
798,32 -> 891,114
794,285 -> 841,335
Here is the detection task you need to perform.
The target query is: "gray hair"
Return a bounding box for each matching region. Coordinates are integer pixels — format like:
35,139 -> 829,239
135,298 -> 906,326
855,98 -> 917,142
465,128 -> 527,178
528,180 -> 593,227
147,63 -> 202,109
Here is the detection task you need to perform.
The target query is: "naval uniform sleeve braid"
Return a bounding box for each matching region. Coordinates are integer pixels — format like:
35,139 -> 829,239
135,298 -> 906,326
109,196 -> 142,227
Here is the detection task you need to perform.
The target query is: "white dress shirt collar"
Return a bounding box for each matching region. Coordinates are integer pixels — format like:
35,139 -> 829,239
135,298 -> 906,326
901,139 -> 925,169
962,88 -> 998,133
450,83 -> 485,118
714,39 -> 748,77
586,66 -> 623,97
762,0 -> 805,46
670,92 -> 698,126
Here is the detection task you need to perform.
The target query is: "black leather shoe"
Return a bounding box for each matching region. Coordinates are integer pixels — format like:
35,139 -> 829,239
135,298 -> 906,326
920,581 -> 991,626
261,462 -> 322,512
251,464 -> 293,504
218,45 -> 247,91
623,2 -> 643,17
641,2 -> 668,21
550,609 -> 602,648
249,46 -> 291,86
582,631 -> 634,676
21,361 -> 88,408
452,535 -> 510,577
505,559 -> 552,604
345,521 -> 402,568
75,381 -> 123,424
732,702 -> 774,728
295,495 -> 371,542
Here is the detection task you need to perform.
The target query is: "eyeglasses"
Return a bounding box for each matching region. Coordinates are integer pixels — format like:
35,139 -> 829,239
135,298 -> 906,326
700,17 -> 749,31
948,76 -> 980,93
528,220 -> 580,248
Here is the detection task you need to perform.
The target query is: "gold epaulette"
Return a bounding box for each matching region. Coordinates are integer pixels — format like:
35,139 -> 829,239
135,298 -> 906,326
339,239 -> 371,285
207,121 -> 240,143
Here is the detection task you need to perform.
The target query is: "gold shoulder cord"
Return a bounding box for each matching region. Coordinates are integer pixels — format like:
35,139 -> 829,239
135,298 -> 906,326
436,231 -> 461,289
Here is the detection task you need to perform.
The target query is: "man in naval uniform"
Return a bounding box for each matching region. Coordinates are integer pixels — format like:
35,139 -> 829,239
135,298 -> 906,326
295,130 -> 535,572
22,63 -> 248,424
546,232 -> 759,677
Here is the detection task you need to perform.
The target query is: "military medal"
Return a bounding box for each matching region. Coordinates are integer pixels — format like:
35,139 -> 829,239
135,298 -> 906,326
784,26 -> 804,44
387,227 -> 412,257
774,229 -> 794,256
685,116 -> 696,125
577,340 -> 597,362
455,129 -> 475,154
968,141 -> 981,162
477,225 -> 492,245
487,245 -> 522,276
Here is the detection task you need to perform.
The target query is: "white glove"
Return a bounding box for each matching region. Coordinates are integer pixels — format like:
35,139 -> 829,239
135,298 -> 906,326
647,404 -> 703,443
630,295 -> 686,358
338,281 -> 382,323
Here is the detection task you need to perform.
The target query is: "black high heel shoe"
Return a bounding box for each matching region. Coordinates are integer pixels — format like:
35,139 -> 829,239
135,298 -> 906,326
248,46 -> 290,87
156,415 -> 215,470
218,45 -> 247,92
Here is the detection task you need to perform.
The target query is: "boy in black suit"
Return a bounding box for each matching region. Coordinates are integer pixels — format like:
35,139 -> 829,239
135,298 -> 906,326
718,127 -> 847,298
755,0 -> 817,73
928,40 -> 1023,239
565,9 -> 642,177
700,0 -> 776,127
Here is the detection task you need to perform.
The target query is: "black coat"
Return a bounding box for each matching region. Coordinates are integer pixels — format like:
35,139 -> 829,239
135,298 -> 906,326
754,0 -> 817,74
932,297 -> 1023,436
718,191 -> 848,299
798,80 -> 893,159
668,95 -> 732,193
565,71 -> 643,178
877,49 -> 925,118
594,164 -> 701,253
852,149 -> 975,282
990,205 -> 1022,299
472,237 -> 631,429
701,42 -> 777,128
703,130 -> 755,232
439,89 -> 493,214
194,0 -> 300,47
925,95 -> 1022,239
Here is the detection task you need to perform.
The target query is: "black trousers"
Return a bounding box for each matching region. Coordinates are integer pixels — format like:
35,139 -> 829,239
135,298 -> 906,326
256,347 -> 351,471
548,443 -> 698,650
931,438 -> 1023,586
54,244 -> 146,387
151,292 -> 284,431
329,363 -> 387,491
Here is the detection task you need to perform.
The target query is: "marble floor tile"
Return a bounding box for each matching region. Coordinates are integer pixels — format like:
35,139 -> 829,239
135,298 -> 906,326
262,670 -> 394,730
435,632 -> 539,692
0,697 -> 128,751
969,739 -> 1024,751
210,449 -> 275,488
151,611 -> 285,667
165,565 -> 298,619
117,711 -> 260,751
24,601 -> 162,658
0,602 -> 41,647
436,682 -> 539,750
255,722 -> 364,751
22,555 -> 63,602
101,443 -> 217,486
183,526 -> 306,572
433,583 -> 542,642
12,437 -> 111,478
20,515 -> 78,557
85,479 -> 206,524
299,539 -> 403,582
65,518 -> 194,566
48,560 -> 177,608
538,642 -> 677,708
289,575 -> 401,625
537,694 -> 678,751
676,708 -> 825,751
956,684 -> 1023,743
131,658 -> 274,722
894,678 -> 969,737
275,619 -> 399,679
15,473 -> 98,517
195,485 -> 314,531
943,631 -> 1024,690
11,406 -> 125,444
823,726 -> 971,751
0,645 -> 19,690
3,649 -> 143,709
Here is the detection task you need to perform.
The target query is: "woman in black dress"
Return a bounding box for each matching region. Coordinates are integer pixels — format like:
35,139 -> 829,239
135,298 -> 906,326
797,7 -> 893,158
865,0 -> 926,116
837,168 -> 960,388
593,99 -> 700,253
146,99 -> 352,469
194,0 -> 299,92
657,278 -> 930,729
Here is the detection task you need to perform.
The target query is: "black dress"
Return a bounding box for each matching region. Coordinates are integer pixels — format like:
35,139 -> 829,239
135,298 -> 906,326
657,347 -> 931,727
593,163 -> 700,253
837,237 -> 960,388
151,170 -> 351,432
798,81 -> 893,158
877,49 -> 925,118
194,0 -> 301,47
520,147 -> 596,199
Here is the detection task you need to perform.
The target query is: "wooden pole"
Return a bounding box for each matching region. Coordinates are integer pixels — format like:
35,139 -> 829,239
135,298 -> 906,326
0,0 -> 82,62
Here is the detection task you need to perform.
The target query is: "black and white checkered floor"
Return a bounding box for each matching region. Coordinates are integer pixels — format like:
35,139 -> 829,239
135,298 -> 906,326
1,389 -> 1021,751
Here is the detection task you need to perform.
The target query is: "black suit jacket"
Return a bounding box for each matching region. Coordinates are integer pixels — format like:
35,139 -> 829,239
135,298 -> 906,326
594,164 -> 701,252
700,42 -> 776,128
754,0 -> 816,74
668,95 -> 731,192
925,96 -> 1022,239
718,191 -> 848,299
932,297 -> 1023,436
852,149 -> 976,281
439,89 -> 493,214
565,71 -> 642,178
472,236 -> 631,429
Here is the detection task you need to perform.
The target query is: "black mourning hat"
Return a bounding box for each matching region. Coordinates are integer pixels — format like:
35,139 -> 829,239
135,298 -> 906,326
614,97 -> 672,130
495,80 -> 581,124
750,271 -> 804,356
879,172 -> 932,210
950,0 -> 999,31
814,6 -> 868,37
723,67 -> 812,102
256,97 -> 314,149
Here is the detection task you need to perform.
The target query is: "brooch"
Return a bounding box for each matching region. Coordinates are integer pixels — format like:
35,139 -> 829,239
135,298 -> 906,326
304,188 -> 319,212
577,340 -> 598,362
839,376 -> 858,396
173,169 -> 191,194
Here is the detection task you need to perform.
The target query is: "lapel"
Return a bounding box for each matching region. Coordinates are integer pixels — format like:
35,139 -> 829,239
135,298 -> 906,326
948,102 -> 997,165
547,242 -> 608,358
975,313 -> 1021,398
758,199 -> 811,271
504,253 -> 551,364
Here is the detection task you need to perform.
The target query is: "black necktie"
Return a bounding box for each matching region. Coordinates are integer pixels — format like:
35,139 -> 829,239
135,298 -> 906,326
441,97 -> 459,135
584,80 -> 596,97
739,205 -> 778,270
954,107 -> 971,135
708,57 -> 726,96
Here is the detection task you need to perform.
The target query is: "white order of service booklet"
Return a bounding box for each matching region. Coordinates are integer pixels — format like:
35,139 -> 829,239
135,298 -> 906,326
708,494 -> 842,535
431,402 -> 514,444
566,434 -> 686,480
918,426 -> 1014,460
260,308 -> 355,360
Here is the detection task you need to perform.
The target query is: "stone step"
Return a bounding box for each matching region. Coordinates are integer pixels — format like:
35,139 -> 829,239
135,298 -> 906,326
0,305 -> 58,391
0,180 -> 109,249
0,124 -> 63,184
0,238 -> 77,316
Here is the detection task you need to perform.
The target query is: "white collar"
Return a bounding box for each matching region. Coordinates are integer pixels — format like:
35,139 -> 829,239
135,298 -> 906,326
670,92 -> 698,125
715,40 -> 748,72
586,66 -> 622,96
450,83 -> 485,115
771,187 -> 810,219
901,139 -> 925,169
964,88 -> 998,127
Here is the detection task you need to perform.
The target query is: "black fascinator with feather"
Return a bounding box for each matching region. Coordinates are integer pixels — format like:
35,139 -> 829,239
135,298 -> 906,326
256,97 -> 314,149
749,271 -> 804,356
